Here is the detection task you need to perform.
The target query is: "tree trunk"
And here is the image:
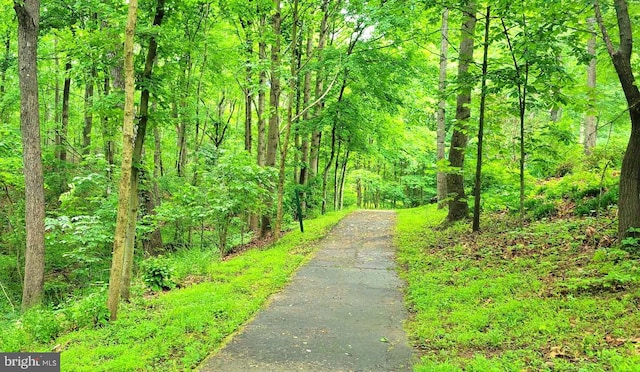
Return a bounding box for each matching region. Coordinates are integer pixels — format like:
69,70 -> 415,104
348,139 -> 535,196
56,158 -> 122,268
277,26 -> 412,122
473,6 -> 491,232
121,0 -> 165,301
176,57 -> 191,178
584,17 -> 597,155
143,125 -> 164,256
339,149 -> 349,210
82,67 -> 96,157
332,140 -> 342,211
261,0 -> 282,238
154,125 -> 164,177
594,0 -> 640,239
241,11 -> 254,153
251,16 -> 268,233
104,49 -> 125,196
446,0 -> 477,223
57,61 -> 72,162
501,16 -> 530,224
101,77 -> 115,194
309,132 -> 322,179
0,30 -> 10,121
436,7 -> 449,209
257,15 -> 267,167
550,106 -> 562,122
54,38 -> 61,141
15,0 -> 45,311
356,178 -> 362,208
321,119 -> 338,215
192,25 -> 211,187
299,28 -> 313,187
309,0 -> 330,180
107,0 -> 138,320
275,0 -> 300,238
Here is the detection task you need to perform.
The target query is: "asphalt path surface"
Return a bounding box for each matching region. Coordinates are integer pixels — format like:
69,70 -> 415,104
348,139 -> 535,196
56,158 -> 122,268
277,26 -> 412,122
199,210 -> 413,371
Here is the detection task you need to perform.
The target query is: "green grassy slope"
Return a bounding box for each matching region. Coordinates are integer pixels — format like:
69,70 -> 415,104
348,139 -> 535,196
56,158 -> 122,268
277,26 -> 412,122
396,206 -> 640,371
0,209 -> 351,371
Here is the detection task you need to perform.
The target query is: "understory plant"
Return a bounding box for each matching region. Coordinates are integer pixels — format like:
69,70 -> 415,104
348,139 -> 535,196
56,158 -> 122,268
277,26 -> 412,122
396,205 -> 640,371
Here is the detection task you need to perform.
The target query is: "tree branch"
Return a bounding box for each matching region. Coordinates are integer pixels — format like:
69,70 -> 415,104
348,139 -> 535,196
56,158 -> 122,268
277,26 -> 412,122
593,0 -> 618,57
279,72 -> 339,136
614,0 -> 632,57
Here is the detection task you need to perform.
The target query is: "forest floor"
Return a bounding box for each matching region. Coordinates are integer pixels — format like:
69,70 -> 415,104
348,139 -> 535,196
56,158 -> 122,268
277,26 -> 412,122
199,210 -> 414,371
396,205 -> 640,371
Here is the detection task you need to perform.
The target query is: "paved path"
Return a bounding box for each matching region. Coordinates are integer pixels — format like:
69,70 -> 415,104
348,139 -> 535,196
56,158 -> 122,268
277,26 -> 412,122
199,210 -> 413,371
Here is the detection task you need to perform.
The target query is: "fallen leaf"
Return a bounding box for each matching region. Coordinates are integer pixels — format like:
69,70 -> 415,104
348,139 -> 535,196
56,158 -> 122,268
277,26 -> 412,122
548,346 -> 567,359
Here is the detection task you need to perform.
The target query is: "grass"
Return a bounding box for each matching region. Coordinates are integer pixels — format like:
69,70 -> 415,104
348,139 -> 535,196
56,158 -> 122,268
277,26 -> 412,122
395,205 -> 640,371
0,209 -> 351,371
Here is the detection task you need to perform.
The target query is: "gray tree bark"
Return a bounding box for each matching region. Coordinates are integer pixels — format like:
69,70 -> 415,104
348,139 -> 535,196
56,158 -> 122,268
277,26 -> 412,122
446,0 -> 477,223
107,0 -> 138,320
594,0 -> 640,239
14,0 -> 45,311
436,8 -> 449,209
261,0 -> 282,237
584,17 -> 597,155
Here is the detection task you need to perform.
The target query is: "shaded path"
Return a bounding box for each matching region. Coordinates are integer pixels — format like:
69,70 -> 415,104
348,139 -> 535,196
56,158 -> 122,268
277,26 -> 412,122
199,210 -> 413,371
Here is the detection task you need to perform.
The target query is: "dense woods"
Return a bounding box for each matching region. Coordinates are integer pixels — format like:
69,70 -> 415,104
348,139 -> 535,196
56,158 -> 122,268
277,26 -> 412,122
1,0 -> 640,368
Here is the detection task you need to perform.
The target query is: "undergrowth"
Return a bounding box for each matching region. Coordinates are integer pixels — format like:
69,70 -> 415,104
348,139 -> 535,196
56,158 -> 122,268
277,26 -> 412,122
396,205 -> 640,371
0,209 -> 351,371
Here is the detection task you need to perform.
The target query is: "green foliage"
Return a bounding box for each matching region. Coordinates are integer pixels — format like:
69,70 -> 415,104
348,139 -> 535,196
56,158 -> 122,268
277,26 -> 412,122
396,205 -> 640,370
0,254 -> 21,312
140,256 -> 176,292
22,307 -> 62,344
620,227 -> 640,257
0,126 -> 23,188
36,159 -> 119,302
60,290 -> 110,330
0,209 -> 349,369
528,168 -> 618,218
151,147 -> 275,256
559,248 -> 640,294
1,0 -> 639,368
524,198 -> 557,219
574,186 -> 618,217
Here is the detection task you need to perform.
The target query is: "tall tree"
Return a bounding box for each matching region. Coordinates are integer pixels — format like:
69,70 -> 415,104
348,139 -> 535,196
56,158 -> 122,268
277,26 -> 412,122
121,0 -> 165,301
298,27 -> 314,194
82,67 -> 96,156
594,0 -> 640,238
501,16 -> 530,224
56,61 -> 71,162
473,6 -> 491,232
436,7 -> 449,209
446,0 -> 477,223
107,0 -> 138,320
275,0 -> 299,239
308,0 -> 331,180
256,14 -> 268,168
239,1 -> 254,153
14,0 -> 45,311
261,0 -> 282,237
584,17 -> 597,155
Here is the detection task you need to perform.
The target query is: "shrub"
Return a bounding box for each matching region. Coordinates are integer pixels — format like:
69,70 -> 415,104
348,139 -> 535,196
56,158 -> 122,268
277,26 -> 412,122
140,256 -> 176,292
575,187 -> 618,216
621,228 -> 640,257
22,307 -> 61,343
524,198 -> 557,219
62,290 -> 109,330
